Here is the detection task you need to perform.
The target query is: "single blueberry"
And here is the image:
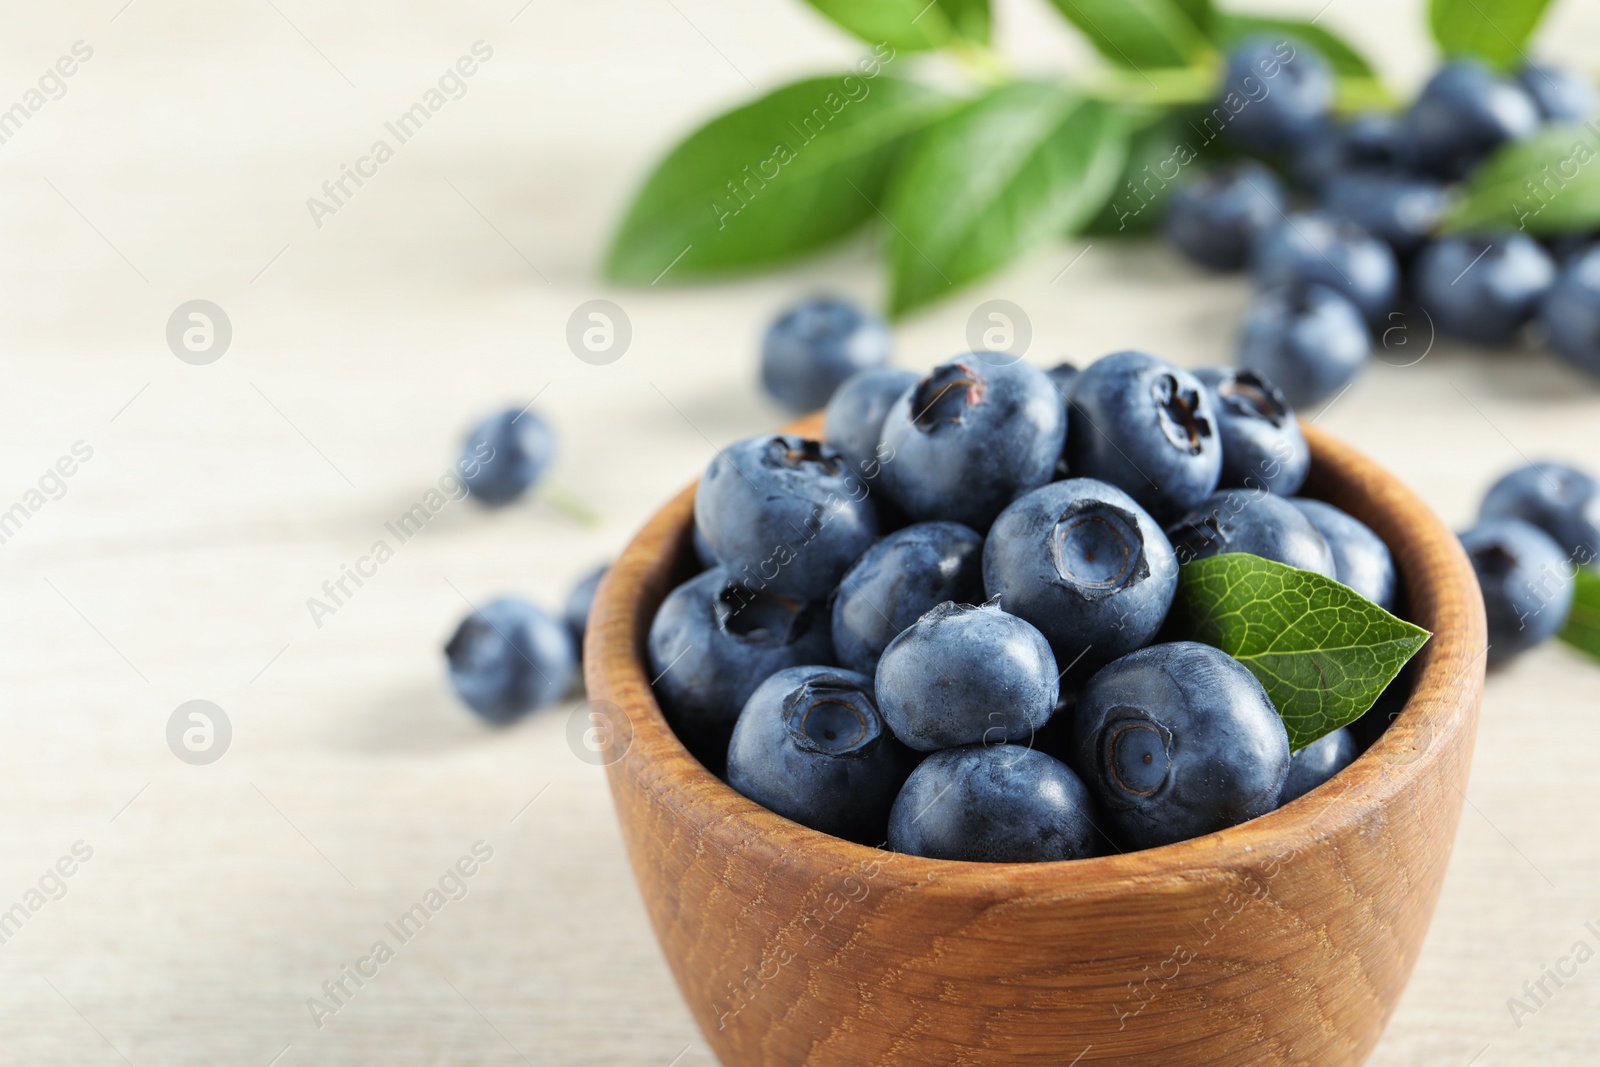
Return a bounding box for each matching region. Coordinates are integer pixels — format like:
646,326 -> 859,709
726,666 -> 917,844
1480,462 -> 1600,565
1403,60 -> 1540,180
563,563 -> 609,654
1320,169 -> 1450,256
1291,498 -> 1398,610
694,434 -> 879,601
760,295 -> 891,412
445,597 -> 576,723
1070,641 -> 1290,850
1458,518 -> 1575,667
648,567 -> 834,769
1279,727 -> 1358,805
832,521 -> 985,676
983,478 -> 1179,686
1291,112 -> 1403,194
1413,233 -> 1556,345
1220,36 -> 1335,155
823,367 -> 917,481
1167,489 -> 1337,576
1239,283 -> 1372,408
692,524 -> 719,570
1540,244 -> 1600,375
1194,367 -> 1310,495
1164,163 -> 1286,272
875,599 -> 1059,752
878,356 -> 1066,530
887,745 -> 1101,863
1064,350 -> 1222,523
460,407 -> 556,506
1254,213 -> 1399,327
1517,62 -> 1596,123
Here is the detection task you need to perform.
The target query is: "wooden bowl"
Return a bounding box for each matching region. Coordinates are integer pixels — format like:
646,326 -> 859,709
584,416 -> 1487,1067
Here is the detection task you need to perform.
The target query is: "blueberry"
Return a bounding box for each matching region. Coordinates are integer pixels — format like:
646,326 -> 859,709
1168,489 -> 1337,576
1291,498 -> 1398,610
726,666 -> 916,844
878,356 -> 1065,530
1403,60 -> 1540,180
1517,62 -> 1596,123
563,564 -> 608,653
1164,163 -> 1286,272
983,478 -> 1178,685
1254,213 -> 1399,327
1045,361 -> 1080,398
1070,641 -> 1290,850
832,521 -> 985,676
887,745 -> 1101,862
445,597 -> 576,722
875,599 -> 1059,751
761,296 -> 891,412
1320,169 -> 1449,256
694,434 -> 878,601
1480,462 -> 1600,565
1239,283 -> 1372,408
1458,519 -> 1575,667
1220,36 -> 1335,155
823,367 -> 917,481
1194,367 -> 1310,495
460,407 -> 555,506
1540,245 -> 1600,375
1413,233 -> 1556,345
1064,350 -> 1221,523
648,567 -> 834,767
692,525 -> 719,570
1290,112 -> 1403,194
1279,727 -> 1357,805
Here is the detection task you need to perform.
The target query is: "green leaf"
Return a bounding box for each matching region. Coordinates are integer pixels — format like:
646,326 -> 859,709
1082,110 -> 1195,236
605,75 -> 949,284
1428,0 -> 1556,70
1177,553 -> 1432,751
1446,122 -> 1600,235
1044,0 -> 1208,70
801,0 -> 954,50
1208,12 -> 1378,79
882,83 -> 1128,316
937,0 -> 992,44
1558,569 -> 1600,664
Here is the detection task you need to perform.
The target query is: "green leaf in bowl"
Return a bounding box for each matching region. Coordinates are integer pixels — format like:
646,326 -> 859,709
1176,552 -> 1432,751
1559,568 -> 1600,664
1427,0 -> 1556,70
1446,123 -> 1600,235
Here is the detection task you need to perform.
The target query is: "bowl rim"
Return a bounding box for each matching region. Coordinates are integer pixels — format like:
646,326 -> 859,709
586,416 -> 1487,894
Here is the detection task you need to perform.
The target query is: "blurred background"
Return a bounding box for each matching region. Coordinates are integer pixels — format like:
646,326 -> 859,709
0,0 -> 1596,1063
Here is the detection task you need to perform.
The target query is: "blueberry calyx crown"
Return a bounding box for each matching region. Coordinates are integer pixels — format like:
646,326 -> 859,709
445,616 -> 503,671
1100,711 -> 1173,801
1217,369 -> 1290,429
785,678 -> 883,758
767,436 -> 842,476
911,363 -> 985,432
1050,500 -> 1150,600
714,581 -> 810,646
1152,374 -> 1214,455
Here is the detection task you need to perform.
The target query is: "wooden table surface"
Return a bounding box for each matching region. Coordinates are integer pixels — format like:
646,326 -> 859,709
0,1 -> 1596,1064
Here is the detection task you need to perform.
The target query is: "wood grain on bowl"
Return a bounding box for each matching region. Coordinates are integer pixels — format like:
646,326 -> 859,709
584,415 -> 1487,1067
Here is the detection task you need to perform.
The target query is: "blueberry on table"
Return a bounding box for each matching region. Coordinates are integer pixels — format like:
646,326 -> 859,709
1290,112 -> 1403,194
1063,350 -> 1221,523
726,666 -> 916,844
648,567 -> 834,769
832,521 -> 985,676
983,478 -> 1178,685
1517,62 -> 1596,123
460,407 -> 556,506
875,600 -> 1058,752
1402,60 -> 1540,181
1458,519 -> 1575,667
1163,163 -> 1286,272
694,434 -> 878,601
1253,213 -> 1399,328
1291,498 -> 1398,611
1167,489 -> 1337,577
1540,245 -> 1600,376
760,295 -> 891,412
887,745 -> 1101,863
1220,36 -> 1335,156
1070,642 -> 1291,851
1479,461 -> 1600,564
878,356 -> 1065,530
564,564 -> 609,653
1412,233 -> 1556,345
1320,169 -> 1449,256
1279,727 -> 1357,805
1194,367 -> 1310,496
445,597 -> 576,722
823,367 -> 917,481
1239,283 -> 1372,408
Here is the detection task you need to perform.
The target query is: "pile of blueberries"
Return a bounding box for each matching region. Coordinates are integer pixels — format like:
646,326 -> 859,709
1167,37 -> 1600,405
651,342 -> 1407,862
